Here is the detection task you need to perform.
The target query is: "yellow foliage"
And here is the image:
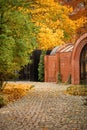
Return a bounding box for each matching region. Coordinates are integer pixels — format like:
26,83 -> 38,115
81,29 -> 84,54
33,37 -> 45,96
38,25 -> 64,50
18,0 -> 86,49
29,0 -> 86,49
66,85 -> 87,96
3,83 -> 33,102
74,17 -> 87,29
18,7 -> 23,11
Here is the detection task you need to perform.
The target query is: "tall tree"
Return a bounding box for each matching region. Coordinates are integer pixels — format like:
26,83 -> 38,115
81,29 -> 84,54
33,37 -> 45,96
0,0 -> 38,88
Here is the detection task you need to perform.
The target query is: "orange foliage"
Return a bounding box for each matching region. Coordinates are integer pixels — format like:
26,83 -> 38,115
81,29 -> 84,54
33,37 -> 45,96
3,83 -> 33,103
18,0 -> 87,49
57,0 -> 87,39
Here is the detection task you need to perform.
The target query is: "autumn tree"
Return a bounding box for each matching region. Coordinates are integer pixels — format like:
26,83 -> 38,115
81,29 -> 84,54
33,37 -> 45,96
58,0 -> 87,37
0,0 -> 38,88
24,0 -> 86,50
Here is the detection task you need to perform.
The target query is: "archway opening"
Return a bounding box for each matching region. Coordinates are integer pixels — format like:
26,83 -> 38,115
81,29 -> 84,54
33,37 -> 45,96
80,44 -> 87,84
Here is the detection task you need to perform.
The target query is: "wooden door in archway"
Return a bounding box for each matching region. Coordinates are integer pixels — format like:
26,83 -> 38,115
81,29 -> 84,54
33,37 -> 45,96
80,44 -> 87,84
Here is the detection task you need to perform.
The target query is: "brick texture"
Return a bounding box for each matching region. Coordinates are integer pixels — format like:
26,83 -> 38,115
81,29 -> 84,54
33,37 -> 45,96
60,52 -> 72,83
72,33 -> 87,84
44,33 -> 87,84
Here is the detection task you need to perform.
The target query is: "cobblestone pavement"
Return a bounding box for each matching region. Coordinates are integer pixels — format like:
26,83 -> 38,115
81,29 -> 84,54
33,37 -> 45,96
0,82 -> 87,130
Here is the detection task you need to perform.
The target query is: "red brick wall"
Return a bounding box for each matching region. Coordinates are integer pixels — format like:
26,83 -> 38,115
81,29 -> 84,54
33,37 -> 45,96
44,54 -> 59,82
44,52 -> 72,83
60,52 -> 72,82
44,33 -> 87,84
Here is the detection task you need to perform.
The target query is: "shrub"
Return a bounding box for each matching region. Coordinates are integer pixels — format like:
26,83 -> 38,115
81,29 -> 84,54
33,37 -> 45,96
0,95 -> 6,108
84,98 -> 87,105
57,57 -> 62,84
65,74 -> 71,84
38,51 -> 46,81
57,72 -> 62,83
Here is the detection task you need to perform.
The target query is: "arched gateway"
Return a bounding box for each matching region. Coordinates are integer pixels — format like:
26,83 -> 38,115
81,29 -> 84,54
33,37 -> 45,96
44,33 -> 87,85
80,44 -> 87,84
72,33 -> 87,84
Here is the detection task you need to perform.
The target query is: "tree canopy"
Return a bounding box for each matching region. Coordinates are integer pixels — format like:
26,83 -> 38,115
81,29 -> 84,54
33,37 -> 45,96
0,0 -> 38,88
0,0 -> 86,87
58,0 -> 87,37
23,0 -> 86,50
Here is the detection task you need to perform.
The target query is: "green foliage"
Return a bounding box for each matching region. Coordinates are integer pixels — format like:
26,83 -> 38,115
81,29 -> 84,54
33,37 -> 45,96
0,0 -> 39,88
57,72 -> 62,83
57,57 -> 62,83
38,51 -> 46,81
84,98 -> 87,106
0,95 -> 6,108
65,74 -> 71,85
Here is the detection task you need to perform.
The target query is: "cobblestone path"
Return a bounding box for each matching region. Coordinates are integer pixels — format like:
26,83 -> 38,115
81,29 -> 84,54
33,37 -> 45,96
0,82 -> 87,130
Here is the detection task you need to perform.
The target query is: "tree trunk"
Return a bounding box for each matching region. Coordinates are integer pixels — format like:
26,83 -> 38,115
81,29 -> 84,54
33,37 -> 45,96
0,80 -> 4,90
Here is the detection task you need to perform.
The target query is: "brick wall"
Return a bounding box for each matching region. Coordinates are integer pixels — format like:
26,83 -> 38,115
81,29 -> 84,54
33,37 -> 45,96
60,52 -> 72,82
44,33 -> 87,84
44,52 -> 72,83
44,55 -> 58,82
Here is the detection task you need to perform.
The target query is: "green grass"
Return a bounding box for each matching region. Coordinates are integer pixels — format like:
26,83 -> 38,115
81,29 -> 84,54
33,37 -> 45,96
66,85 -> 87,96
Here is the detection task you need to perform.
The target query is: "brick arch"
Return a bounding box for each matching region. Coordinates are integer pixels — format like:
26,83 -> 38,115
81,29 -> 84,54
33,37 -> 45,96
72,33 -> 87,84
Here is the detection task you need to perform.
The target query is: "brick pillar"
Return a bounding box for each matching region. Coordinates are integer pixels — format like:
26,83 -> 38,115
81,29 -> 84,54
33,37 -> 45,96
72,33 -> 87,84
